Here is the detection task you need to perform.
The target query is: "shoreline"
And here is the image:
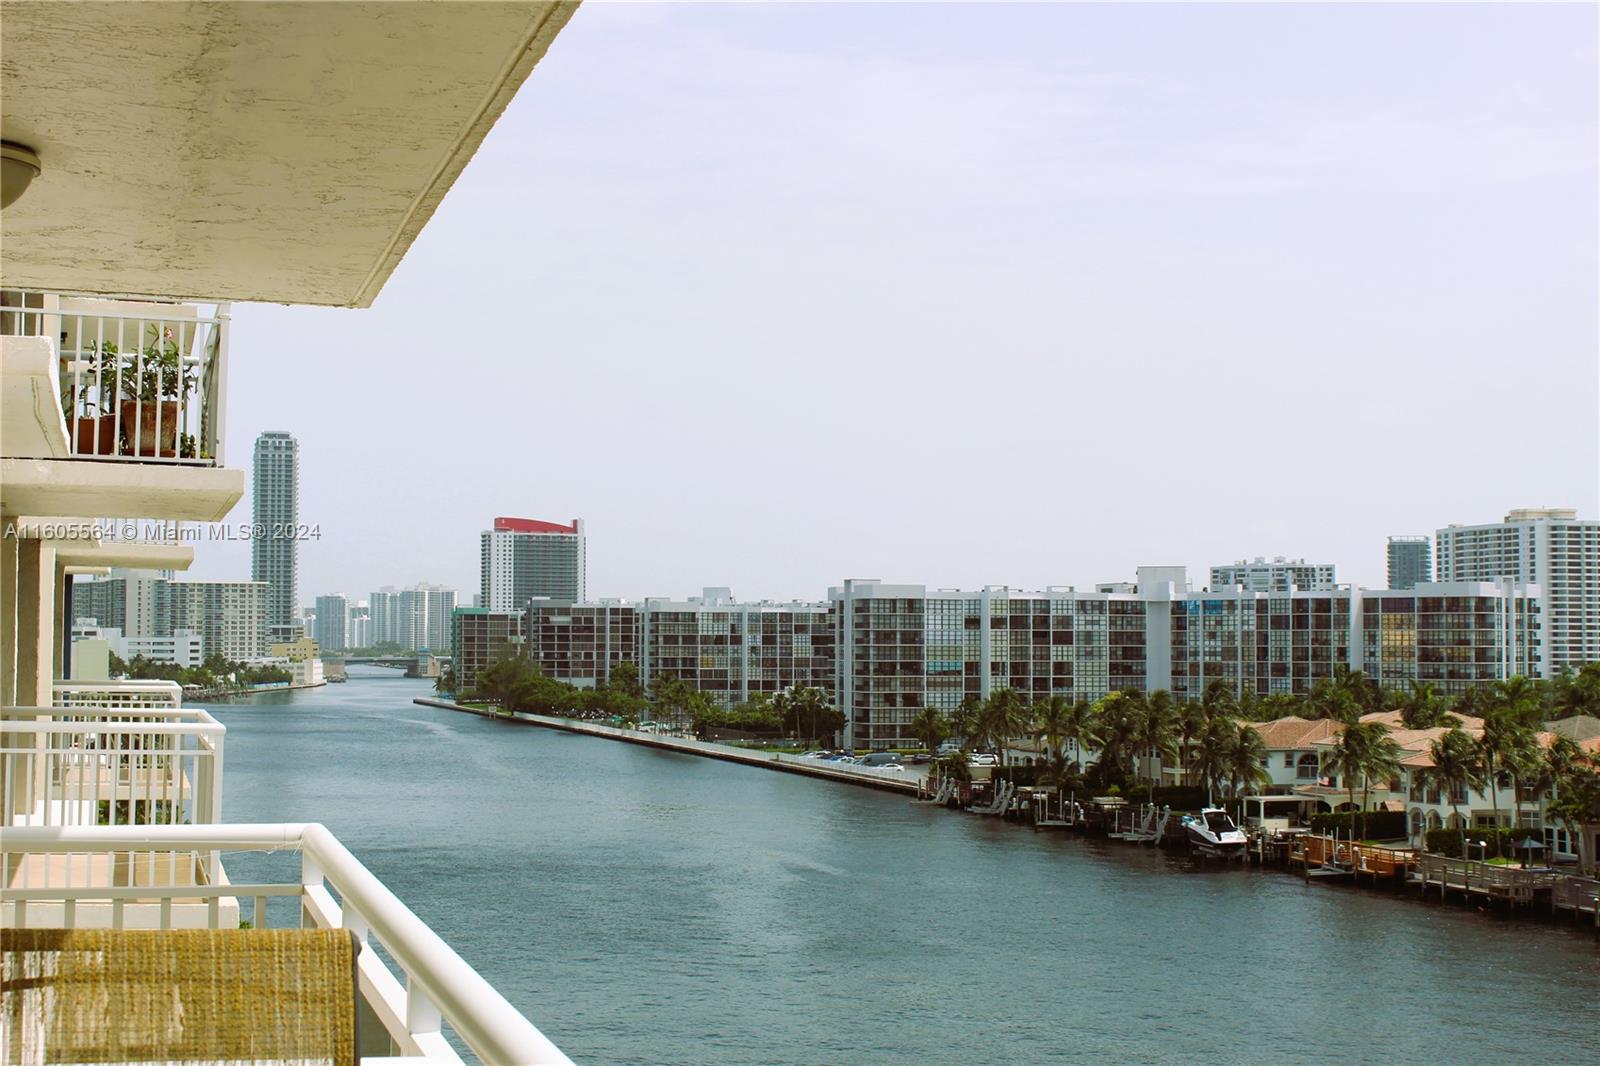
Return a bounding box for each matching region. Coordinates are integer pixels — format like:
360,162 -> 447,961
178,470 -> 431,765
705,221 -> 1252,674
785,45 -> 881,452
413,697 -> 919,795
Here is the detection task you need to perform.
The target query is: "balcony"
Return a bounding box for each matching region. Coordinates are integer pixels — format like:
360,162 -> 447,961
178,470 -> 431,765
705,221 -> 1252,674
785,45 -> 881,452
1,823 -> 572,1064
1,698 -> 224,830
0,293 -> 243,522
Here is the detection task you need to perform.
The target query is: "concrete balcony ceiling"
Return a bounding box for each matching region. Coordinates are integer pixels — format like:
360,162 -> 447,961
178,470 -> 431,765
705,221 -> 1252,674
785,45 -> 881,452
0,1 -> 578,307
0,459 -> 244,523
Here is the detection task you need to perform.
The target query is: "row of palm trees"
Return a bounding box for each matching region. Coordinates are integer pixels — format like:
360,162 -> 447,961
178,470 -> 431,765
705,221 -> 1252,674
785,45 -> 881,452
909,686 -> 1273,805
904,666 -> 1600,843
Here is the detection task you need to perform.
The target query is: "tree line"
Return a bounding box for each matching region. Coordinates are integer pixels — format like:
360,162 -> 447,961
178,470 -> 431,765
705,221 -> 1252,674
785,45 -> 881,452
916,665 -> 1600,853
112,651 -> 293,690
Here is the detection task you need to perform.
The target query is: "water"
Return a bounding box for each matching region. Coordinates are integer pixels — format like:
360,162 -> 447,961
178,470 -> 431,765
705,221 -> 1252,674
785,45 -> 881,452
215,670 -> 1600,1065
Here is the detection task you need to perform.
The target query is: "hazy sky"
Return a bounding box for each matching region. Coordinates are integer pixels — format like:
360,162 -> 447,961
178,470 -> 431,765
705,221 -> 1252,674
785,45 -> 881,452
190,2 -> 1599,606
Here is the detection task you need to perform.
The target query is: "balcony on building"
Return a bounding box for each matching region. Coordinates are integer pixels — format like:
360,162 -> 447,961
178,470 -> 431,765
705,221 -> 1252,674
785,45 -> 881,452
2,2 -> 580,1060
1,292 -> 244,524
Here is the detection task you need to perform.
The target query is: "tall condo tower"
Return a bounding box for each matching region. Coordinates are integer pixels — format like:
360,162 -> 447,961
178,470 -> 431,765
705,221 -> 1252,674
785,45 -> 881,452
480,517 -> 585,613
252,431 -> 299,628
1436,508 -> 1600,678
1386,536 -> 1431,590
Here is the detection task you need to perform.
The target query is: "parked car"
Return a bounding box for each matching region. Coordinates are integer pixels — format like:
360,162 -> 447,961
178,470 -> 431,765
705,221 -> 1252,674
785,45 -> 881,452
968,752 -> 999,767
936,740 -> 963,755
859,752 -> 901,767
876,763 -> 906,773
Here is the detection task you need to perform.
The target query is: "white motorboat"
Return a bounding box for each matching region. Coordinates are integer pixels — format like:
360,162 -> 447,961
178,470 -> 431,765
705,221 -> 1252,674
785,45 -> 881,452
1181,808 -> 1248,860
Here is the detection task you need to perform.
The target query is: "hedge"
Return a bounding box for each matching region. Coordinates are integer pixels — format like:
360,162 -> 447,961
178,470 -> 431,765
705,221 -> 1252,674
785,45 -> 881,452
1309,811 -> 1410,840
1424,827 -> 1547,858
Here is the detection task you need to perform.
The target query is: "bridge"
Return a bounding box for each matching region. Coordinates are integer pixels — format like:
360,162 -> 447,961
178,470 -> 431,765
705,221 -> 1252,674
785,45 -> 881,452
335,656 -> 416,671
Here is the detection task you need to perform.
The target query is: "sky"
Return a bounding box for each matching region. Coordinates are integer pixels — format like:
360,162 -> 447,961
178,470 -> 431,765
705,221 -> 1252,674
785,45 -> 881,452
189,2 -> 1600,606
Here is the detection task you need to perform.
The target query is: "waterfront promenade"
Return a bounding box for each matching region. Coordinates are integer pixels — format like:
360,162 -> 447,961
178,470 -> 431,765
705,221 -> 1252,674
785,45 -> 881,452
414,697 -> 923,795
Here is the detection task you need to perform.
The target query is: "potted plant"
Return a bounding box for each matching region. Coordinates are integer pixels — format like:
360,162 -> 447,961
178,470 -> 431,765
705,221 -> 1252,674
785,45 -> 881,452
59,343 -> 120,456
118,325 -> 195,458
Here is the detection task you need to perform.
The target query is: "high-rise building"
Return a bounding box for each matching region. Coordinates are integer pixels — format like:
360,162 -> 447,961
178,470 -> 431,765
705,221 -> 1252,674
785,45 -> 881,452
1436,508 -> 1600,677
314,594 -> 349,653
252,431 -> 299,628
480,517 -> 585,613
167,580 -> 269,661
1386,537 -> 1432,590
369,584 -> 456,652
525,588 -> 834,704
1209,557 -> 1336,593
451,608 -> 526,693
347,603 -> 371,649
71,568 -> 173,637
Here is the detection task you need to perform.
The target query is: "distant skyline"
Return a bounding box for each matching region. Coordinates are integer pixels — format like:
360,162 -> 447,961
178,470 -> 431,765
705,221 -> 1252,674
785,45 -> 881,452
185,3 -> 1599,603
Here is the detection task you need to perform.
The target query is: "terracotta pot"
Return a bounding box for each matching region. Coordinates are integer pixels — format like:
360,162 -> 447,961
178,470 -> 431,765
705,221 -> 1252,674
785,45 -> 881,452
70,414 -> 119,457
119,400 -> 180,458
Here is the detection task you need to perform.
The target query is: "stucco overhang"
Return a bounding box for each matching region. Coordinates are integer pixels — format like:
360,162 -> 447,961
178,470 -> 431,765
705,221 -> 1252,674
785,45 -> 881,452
0,459 -> 244,522
0,1 -> 577,307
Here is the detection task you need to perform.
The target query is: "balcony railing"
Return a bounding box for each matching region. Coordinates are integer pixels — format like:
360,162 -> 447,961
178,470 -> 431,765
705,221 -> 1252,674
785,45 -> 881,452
0,703 -> 223,829
1,290 -> 228,466
53,678 -> 183,710
0,823 -> 574,1065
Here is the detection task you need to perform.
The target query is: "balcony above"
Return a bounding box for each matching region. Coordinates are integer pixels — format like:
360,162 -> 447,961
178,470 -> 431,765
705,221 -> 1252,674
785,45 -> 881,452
1,294 -> 243,522
0,1 -> 577,307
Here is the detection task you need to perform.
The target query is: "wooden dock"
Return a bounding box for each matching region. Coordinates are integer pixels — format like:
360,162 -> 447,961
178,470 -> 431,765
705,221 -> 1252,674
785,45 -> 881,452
1292,835 -> 1417,882
1415,854 -> 1600,929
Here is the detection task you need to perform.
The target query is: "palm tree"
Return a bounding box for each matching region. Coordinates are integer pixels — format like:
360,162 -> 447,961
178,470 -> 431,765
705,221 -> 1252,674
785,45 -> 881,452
1427,727 -> 1482,857
1062,698 -> 1100,773
1400,680 -> 1444,730
1226,723 -> 1271,802
910,705 -> 945,756
1495,675 -> 1544,729
788,686 -> 831,745
433,665 -> 456,697
1092,692 -> 1138,786
982,688 -> 1031,766
1176,699 -> 1208,787
950,693 -> 982,751
1033,695 -> 1071,762
1192,716 -> 1234,805
1133,689 -> 1179,803
1319,721 -> 1369,834
1476,708 -> 1528,853
1355,723 -> 1403,843
1201,679 -> 1237,723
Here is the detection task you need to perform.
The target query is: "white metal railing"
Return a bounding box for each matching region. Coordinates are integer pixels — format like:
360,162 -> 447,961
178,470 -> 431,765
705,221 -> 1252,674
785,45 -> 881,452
0,704 -> 223,829
0,290 -> 228,466
0,824 -> 574,1065
53,678 -> 183,709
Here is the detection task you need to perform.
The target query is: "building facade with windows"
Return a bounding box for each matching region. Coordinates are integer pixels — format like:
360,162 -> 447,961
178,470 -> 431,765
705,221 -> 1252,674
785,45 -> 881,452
1435,508 -> 1599,677
313,594 -> 348,654
526,600 -> 641,689
451,608 -> 526,694
1386,536 -> 1432,590
167,580 -> 268,661
480,516 -> 585,613
70,568 -> 173,638
1360,580 -> 1542,694
1209,557 -> 1336,593
830,579 -> 1166,750
251,431 -> 299,629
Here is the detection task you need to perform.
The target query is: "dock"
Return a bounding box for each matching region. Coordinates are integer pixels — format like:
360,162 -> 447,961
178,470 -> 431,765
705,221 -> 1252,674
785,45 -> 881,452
413,698 -> 920,796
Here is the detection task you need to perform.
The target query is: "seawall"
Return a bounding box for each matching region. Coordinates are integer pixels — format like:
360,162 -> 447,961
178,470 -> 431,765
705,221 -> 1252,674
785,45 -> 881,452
414,697 -> 920,796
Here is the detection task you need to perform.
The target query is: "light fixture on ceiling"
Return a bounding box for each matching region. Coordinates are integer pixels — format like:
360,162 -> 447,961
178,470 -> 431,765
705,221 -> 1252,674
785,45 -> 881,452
1,141 -> 42,210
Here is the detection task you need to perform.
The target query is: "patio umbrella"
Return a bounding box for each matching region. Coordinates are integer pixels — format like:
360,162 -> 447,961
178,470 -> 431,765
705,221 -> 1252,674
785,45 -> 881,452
1515,836 -> 1544,867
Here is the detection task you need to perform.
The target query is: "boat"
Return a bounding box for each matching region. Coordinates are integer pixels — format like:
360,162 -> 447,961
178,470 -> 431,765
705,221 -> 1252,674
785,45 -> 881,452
1180,808 -> 1248,860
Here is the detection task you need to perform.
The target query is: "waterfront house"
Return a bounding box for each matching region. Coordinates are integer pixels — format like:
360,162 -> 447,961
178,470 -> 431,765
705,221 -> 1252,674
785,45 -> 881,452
1,3 -> 578,1061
